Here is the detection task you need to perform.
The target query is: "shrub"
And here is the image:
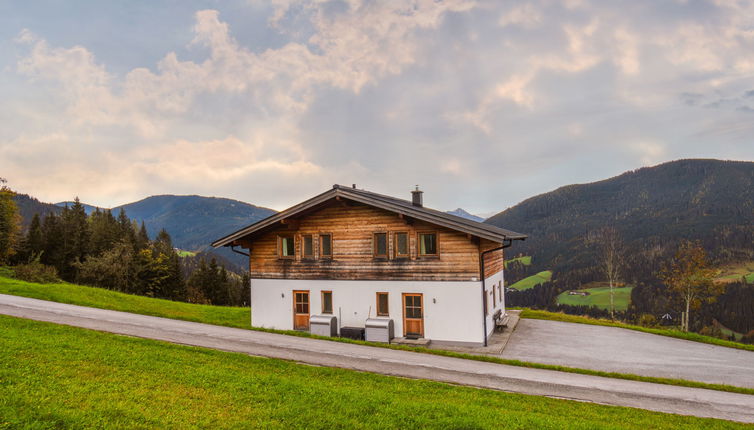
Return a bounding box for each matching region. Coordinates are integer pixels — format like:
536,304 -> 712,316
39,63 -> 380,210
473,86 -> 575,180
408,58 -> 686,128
13,260 -> 60,284
638,313 -> 658,328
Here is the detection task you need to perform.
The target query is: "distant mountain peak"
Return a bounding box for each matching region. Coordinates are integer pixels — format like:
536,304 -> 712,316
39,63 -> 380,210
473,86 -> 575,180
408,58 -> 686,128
446,208 -> 485,222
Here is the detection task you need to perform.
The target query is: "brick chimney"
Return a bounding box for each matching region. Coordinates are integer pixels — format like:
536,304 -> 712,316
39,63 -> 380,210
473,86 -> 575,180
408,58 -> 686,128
411,185 -> 423,207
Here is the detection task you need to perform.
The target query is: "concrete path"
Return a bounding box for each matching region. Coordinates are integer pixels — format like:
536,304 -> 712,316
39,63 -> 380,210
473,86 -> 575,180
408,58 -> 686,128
503,319 -> 754,388
1,294 -> 753,424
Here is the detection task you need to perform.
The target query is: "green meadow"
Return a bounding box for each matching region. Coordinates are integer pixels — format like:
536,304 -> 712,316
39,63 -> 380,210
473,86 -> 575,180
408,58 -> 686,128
0,315 -> 746,429
556,285 -> 634,311
508,270 -> 552,291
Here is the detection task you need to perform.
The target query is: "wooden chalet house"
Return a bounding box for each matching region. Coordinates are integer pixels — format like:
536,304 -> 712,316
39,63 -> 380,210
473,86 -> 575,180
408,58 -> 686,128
212,185 -> 526,346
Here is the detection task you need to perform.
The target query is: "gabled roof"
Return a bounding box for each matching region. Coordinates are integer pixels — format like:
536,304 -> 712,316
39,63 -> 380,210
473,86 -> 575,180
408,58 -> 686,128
212,185 -> 526,247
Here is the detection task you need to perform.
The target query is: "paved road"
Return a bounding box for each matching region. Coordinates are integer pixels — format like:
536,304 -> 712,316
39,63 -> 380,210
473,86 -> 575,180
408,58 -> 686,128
503,319 -> 754,388
1,294 -> 753,423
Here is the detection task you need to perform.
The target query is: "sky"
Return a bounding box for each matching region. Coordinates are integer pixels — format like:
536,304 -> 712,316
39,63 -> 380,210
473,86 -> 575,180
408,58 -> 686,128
1,0 -> 753,214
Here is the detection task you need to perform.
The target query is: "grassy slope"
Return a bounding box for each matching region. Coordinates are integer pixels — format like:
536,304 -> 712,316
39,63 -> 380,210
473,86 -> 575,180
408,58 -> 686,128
504,255 -> 531,268
508,270 -> 552,291
716,260 -> 754,284
520,309 -> 754,353
0,275 -> 249,328
556,286 -> 634,311
2,275 -> 753,396
0,315 -> 746,430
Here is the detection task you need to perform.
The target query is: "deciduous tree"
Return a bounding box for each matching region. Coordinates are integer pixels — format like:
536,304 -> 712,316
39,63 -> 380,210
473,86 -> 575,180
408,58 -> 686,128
596,226 -> 623,320
659,241 -> 722,332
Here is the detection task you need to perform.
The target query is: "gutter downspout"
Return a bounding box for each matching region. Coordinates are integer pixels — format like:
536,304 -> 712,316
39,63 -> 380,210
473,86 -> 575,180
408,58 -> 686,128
479,239 -> 513,347
230,245 -> 252,325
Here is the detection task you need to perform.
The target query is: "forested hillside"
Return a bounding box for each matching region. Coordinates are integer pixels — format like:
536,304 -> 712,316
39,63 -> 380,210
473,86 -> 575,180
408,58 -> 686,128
15,194 -> 278,268
113,195 -> 276,253
491,159 -> 754,338
14,194 -> 61,228
488,159 -> 754,286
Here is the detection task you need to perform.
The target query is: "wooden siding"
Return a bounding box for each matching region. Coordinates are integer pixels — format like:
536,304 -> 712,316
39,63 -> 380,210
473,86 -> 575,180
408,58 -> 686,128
244,202 -> 490,281
480,239 -> 504,279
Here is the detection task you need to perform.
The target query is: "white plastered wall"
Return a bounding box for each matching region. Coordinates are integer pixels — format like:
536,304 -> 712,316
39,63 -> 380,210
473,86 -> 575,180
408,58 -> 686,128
250,278 -> 486,345
483,269 -> 505,341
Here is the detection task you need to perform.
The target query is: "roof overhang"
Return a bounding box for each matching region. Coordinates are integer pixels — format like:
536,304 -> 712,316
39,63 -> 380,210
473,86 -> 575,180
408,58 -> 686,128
212,185 -> 526,248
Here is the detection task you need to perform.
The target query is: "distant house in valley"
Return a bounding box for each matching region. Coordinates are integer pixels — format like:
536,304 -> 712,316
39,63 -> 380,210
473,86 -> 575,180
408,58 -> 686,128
568,290 -> 590,296
212,185 -> 526,347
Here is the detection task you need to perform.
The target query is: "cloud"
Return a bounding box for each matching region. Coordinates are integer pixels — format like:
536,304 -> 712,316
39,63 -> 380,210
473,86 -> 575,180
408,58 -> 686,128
2,0 -> 754,213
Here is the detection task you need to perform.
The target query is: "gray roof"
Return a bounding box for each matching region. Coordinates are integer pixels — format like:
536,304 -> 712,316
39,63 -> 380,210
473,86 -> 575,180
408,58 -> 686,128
212,184 -> 526,247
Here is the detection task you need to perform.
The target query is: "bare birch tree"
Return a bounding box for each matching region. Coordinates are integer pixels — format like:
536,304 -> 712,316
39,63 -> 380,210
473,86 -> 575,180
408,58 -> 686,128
595,227 -> 622,320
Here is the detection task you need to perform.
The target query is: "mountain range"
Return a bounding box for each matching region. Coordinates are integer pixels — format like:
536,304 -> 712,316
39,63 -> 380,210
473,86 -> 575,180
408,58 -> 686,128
16,194 -> 276,268
485,159 -> 754,286
14,158 -> 754,280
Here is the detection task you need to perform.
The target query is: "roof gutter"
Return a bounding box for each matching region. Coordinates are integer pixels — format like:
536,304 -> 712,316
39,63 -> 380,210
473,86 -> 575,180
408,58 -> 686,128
230,245 -> 250,257
479,238 -> 513,347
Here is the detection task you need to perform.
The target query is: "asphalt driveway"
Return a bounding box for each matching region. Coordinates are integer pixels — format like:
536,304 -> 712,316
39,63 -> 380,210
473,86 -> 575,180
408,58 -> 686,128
1,293 -> 753,423
502,318 -> 754,388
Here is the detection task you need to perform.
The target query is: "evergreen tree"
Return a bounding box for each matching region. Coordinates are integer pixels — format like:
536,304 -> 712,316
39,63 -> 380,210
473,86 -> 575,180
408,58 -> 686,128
152,229 -> 184,300
17,213 -> 43,263
136,222 -> 150,250
58,198 -> 90,280
89,209 -> 120,256
40,212 -> 64,272
0,178 -> 20,264
133,248 -> 170,297
117,208 -> 136,246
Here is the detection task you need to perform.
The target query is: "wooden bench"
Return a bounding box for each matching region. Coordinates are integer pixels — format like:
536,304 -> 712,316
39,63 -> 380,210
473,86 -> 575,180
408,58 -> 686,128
493,310 -> 510,331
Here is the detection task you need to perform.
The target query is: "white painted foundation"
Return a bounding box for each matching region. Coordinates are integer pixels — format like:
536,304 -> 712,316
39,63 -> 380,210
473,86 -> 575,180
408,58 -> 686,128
250,270 -> 504,346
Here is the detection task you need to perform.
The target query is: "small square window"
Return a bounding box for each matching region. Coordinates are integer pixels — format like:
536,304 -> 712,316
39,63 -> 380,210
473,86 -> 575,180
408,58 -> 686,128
279,235 -> 295,258
302,235 -> 313,258
418,233 -> 437,256
373,232 -> 387,258
394,232 -> 408,258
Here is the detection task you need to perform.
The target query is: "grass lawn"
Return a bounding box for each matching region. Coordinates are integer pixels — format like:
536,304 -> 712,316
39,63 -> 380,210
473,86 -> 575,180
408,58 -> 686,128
556,285 -> 634,311
0,274 -> 249,329
504,255 -> 531,268
508,270 -> 552,291
176,249 -> 197,257
2,273 -> 753,396
0,315 -> 747,429
520,309 -> 754,353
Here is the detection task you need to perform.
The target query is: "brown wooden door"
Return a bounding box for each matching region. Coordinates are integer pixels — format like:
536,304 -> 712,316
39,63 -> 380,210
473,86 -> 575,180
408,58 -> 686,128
403,293 -> 424,338
293,290 -> 310,330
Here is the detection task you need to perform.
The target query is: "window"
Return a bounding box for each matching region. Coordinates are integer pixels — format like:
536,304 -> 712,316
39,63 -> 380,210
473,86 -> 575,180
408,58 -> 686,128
376,292 -> 389,316
279,235 -> 295,258
320,234 -> 332,258
404,294 -> 423,319
302,235 -> 313,259
498,281 -> 502,302
394,232 -> 409,258
322,291 -> 333,314
373,232 -> 387,258
492,288 -> 496,307
418,232 -> 437,256
294,291 -> 309,314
